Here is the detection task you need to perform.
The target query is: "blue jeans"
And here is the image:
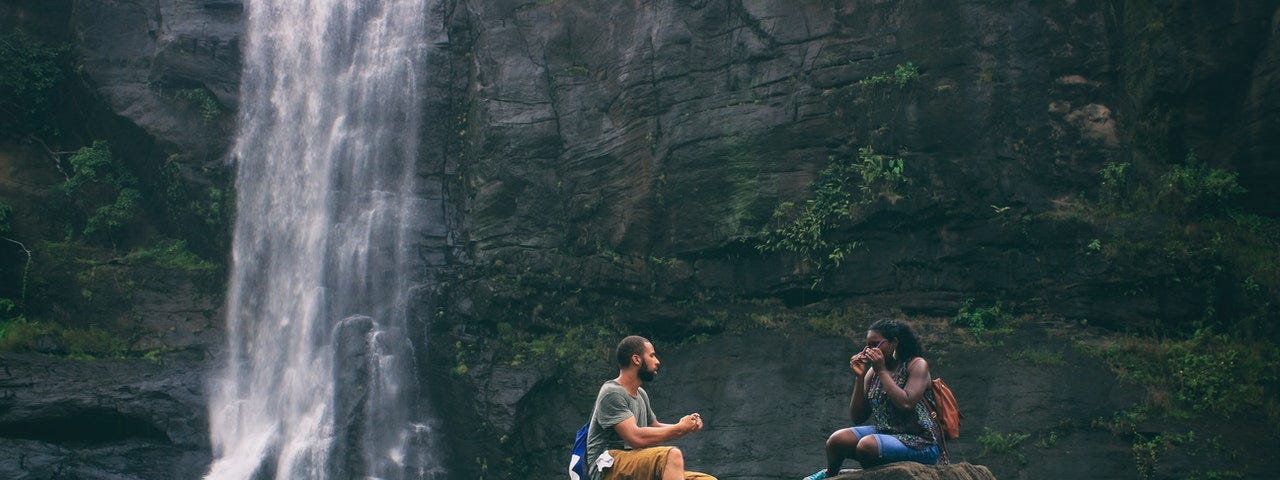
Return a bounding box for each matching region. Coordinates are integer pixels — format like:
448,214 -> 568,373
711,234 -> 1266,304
849,425 -> 940,466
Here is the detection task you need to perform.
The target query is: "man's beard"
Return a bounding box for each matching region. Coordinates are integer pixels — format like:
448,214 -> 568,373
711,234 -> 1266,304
638,358 -> 657,382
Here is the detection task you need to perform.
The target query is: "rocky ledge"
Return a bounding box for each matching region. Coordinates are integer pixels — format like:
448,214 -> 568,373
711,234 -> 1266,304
829,462 -> 997,480
0,351 -> 212,480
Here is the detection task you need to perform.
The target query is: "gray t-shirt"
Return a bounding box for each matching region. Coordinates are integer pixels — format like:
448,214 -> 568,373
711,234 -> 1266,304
586,379 -> 658,479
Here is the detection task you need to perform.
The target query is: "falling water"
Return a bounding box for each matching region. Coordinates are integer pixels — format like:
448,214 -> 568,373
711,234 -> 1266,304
206,0 -> 437,478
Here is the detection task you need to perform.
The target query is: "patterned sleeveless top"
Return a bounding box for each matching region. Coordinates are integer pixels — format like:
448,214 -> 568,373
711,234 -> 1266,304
866,357 -> 940,449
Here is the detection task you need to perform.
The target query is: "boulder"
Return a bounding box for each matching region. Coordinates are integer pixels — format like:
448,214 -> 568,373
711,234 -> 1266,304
829,462 -> 996,480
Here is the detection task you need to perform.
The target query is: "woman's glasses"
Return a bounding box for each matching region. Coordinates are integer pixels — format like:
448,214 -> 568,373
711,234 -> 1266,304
865,339 -> 886,351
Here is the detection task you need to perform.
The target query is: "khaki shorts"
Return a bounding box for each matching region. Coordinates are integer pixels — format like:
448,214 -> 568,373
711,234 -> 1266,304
601,447 -> 716,480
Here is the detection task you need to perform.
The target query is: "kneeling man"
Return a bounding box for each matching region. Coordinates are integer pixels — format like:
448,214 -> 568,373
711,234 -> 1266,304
586,335 -> 716,480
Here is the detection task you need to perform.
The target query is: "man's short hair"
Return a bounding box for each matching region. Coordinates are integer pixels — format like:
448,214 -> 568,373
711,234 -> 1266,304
616,335 -> 649,368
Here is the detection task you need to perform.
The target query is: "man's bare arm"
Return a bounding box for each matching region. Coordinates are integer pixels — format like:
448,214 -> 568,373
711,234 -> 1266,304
614,414 -> 701,448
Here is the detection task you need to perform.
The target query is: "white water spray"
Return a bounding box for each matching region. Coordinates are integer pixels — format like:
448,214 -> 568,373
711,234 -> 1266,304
206,0 -> 437,478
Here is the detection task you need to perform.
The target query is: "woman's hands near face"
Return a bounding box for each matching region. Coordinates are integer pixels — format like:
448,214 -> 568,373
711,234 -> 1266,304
849,352 -> 869,377
864,346 -> 887,372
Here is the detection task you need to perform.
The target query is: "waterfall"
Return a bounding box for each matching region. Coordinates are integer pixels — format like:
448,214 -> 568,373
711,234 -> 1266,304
206,0 -> 438,478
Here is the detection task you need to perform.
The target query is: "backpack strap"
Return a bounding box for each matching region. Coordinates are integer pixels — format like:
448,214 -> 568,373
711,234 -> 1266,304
907,357 -> 950,463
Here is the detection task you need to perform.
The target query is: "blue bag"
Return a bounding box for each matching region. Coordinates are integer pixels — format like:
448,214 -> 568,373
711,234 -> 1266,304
569,422 -> 588,480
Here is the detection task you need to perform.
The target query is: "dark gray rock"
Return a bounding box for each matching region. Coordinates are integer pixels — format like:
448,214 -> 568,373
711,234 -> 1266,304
0,351 -> 212,479
330,315 -> 375,478
71,0 -> 242,158
442,0 -> 1280,326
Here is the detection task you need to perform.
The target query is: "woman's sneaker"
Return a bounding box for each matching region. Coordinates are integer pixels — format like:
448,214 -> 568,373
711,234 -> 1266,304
803,470 -> 829,480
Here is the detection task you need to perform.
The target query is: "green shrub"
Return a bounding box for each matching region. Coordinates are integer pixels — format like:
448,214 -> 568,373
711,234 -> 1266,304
174,88 -> 222,122
65,140 -> 128,193
1158,152 -> 1244,214
1097,330 -> 1278,420
0,202 -> 11,234
62,326 -> 128,359
1132,432 -> 1194,480
859,62 -> 919,88
84,188 -> 142,241
952,298 -> 1010,338
977,427 -> 1030,462
159,157 -> 233,255
506,322 -> 615,370
25,241 -> 138,326
1084,148 -> 1280,340
1036,431 -> 1060,448
1167,329 -> 1273,417
451,340 -> 469,376
125,239 -> 217,272
758,147 -> 907,284
1092,407 -> 1148,436
0,316 -> 54,350
0,314 -> 133,358
1098,161 -> 1130,206
52,141 -> 146,244
0,30 -> 71,140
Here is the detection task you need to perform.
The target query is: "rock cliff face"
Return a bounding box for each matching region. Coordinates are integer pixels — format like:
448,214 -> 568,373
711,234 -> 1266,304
445,0 -> 1279,328
71,0 -> 241,160
1,1 -> 1278,480
0,352 -> 211,480
434,1 -> 1280,478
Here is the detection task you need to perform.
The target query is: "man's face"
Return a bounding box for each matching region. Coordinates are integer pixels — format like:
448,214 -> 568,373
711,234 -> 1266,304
637,341 -> 659,382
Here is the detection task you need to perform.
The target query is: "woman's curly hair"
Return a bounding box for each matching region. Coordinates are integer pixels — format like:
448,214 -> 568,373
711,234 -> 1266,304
869,318 -> 926,361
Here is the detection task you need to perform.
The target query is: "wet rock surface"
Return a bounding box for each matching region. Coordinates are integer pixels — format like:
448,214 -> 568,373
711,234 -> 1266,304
70,0 -> 241,158
0,351 -> 212,480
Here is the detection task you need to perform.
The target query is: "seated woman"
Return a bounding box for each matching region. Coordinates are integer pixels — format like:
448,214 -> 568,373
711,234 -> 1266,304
804,318 -> 945,480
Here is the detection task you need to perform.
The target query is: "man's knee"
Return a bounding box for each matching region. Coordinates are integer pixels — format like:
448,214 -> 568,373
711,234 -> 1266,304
666,447 -> 685,470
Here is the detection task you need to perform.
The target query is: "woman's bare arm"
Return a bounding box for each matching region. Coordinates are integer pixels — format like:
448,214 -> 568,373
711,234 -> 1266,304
870,358 -> 931,412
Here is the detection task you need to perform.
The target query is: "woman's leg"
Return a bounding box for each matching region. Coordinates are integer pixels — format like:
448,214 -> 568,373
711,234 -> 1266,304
824,426 -> 877,474
854,435 -> 881,467
855,434 -> 940,467
823,429 -> 857,474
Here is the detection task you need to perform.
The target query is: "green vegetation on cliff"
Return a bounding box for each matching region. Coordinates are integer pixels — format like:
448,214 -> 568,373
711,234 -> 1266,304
757,146 -> 907,285
0,203 -> 10,233
858,62 -> 919,88
173,88 -> 223,123
0,32 -> 227,357
1082,151 -> 1279,339
0,30 -> 71,144
53,140 -> 145,244
1070,149 -> 1280,471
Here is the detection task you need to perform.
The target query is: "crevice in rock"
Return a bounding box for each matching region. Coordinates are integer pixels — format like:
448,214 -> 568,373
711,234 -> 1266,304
0,409 -> 169,446
776,288 -> 828,307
